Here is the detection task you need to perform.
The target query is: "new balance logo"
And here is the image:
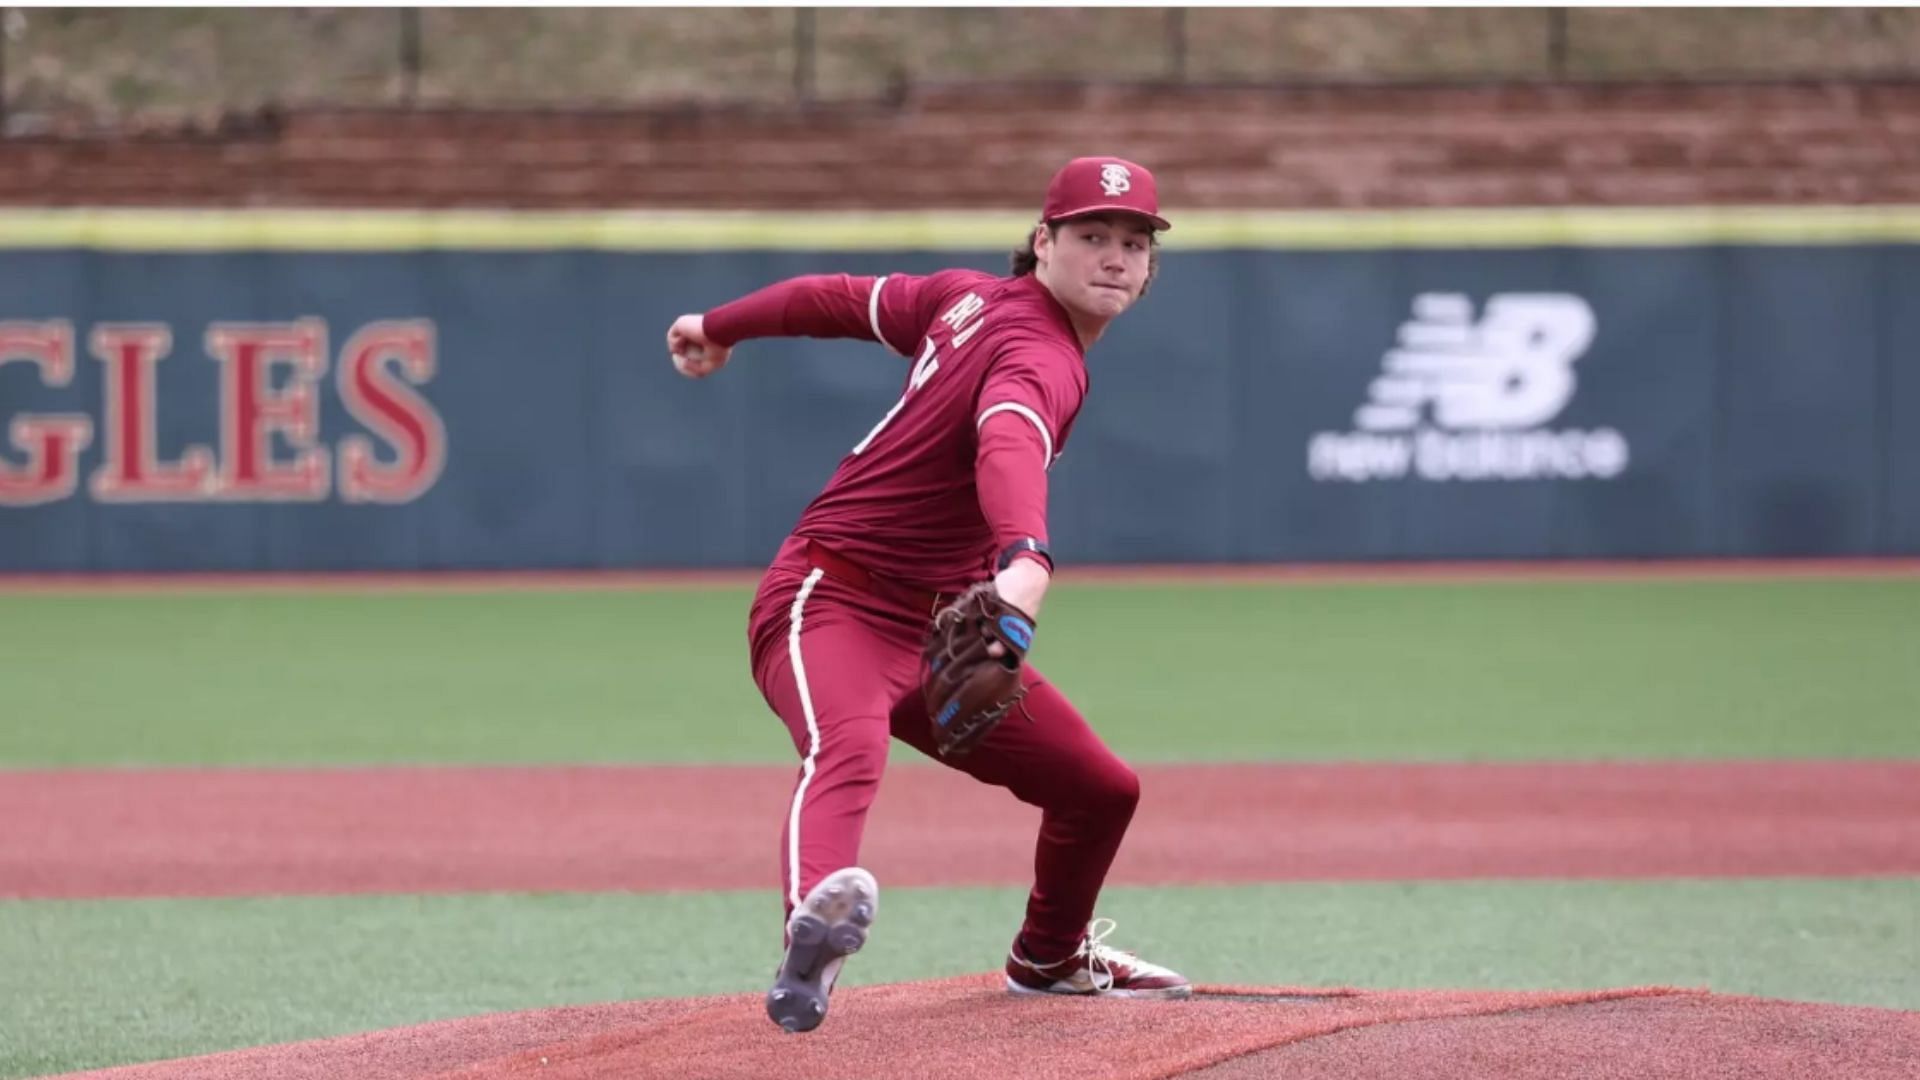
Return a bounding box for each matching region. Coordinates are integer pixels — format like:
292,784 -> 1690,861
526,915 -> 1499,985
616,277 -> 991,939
1308,293 -> 1630,483
1356,293 -> 1589,431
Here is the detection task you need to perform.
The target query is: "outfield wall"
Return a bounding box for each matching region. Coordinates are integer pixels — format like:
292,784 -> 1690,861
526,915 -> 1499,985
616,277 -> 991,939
2,208 -> 1916,571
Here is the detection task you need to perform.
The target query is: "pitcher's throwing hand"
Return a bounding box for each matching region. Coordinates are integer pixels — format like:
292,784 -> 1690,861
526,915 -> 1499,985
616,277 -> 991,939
666,313 -> 730,378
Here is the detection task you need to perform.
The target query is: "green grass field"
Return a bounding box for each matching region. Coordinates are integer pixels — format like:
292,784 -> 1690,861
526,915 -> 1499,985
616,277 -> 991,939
2,576 -> 1916,1078
3,578 -> 1916,766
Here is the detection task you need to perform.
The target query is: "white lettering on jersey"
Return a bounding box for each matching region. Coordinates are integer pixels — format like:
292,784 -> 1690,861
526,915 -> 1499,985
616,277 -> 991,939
852,338 -> 939,455
908,337 -> 940,390
940,293 -> 985,333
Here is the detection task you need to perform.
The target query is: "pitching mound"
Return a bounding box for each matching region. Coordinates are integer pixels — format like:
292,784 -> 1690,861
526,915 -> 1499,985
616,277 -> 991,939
57,974 -> 1920,1080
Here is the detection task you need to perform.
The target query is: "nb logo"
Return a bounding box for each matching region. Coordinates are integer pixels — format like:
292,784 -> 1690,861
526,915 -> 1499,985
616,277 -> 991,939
1098,164 -> 1132,198
1307,291 -> 1629,483
1356,293 -> 1595,432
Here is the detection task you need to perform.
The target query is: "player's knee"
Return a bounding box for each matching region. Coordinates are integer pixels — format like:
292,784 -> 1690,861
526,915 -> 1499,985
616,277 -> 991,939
818,719 -> 891,781
1083,761 -> 1140,816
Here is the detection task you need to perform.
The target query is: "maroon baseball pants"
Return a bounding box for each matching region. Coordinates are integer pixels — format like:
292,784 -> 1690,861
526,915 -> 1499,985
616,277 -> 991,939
746,550 -> 1140,964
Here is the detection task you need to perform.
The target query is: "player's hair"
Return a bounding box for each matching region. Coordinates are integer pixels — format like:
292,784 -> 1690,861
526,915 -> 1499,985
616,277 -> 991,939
1009,220 -> 1160,295
1008,224 -> 1052,278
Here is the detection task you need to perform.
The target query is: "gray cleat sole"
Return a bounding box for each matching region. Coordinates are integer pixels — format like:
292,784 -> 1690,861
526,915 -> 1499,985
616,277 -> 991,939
766,868 -> 878,1033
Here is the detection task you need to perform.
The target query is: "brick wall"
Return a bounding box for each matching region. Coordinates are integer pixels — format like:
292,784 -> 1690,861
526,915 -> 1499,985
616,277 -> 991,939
4,80 -> 1918,208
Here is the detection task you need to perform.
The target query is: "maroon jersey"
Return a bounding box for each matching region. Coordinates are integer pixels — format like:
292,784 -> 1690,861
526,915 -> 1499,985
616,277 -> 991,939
707,269 -> 1086,590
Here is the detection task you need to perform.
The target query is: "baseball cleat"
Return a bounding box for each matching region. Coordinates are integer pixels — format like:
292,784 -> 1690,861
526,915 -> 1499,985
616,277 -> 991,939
1005,917 -> 1191,999
766,866 -> 879,1033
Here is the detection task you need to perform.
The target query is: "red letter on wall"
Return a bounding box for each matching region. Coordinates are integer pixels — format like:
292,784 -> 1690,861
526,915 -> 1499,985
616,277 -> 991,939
205,319 -> 330,500
0,321 -> 93,507
88,323 -> 216,501
337,321 -> 445,504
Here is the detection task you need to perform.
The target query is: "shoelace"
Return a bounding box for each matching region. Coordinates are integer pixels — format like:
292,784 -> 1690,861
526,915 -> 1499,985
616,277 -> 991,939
1071,917 -> 1132,993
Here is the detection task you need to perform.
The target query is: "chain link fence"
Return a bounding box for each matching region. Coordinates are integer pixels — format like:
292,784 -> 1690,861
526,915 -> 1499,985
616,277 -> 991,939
5,7 -> 1920,127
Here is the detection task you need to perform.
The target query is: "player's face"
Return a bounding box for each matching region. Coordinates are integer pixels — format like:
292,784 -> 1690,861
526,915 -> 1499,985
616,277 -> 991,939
1037,215 -> 1155,321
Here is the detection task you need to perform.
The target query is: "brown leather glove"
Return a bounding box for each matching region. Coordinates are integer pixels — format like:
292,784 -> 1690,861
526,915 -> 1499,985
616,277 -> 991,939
920,582 -> 1036,757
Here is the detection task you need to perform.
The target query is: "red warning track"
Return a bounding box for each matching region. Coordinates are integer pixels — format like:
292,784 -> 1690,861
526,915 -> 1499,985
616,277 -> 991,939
5,761 -> 1917,899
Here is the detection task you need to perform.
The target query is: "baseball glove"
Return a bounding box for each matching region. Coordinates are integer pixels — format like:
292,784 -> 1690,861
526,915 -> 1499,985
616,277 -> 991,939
920,582 -> 1037,757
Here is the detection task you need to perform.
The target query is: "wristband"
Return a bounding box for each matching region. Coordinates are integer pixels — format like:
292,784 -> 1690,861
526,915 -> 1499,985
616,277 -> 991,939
996,538 -> 1053,573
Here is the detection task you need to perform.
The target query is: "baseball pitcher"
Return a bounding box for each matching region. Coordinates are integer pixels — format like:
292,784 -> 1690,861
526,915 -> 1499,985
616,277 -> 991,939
666,156 -> 1190,1033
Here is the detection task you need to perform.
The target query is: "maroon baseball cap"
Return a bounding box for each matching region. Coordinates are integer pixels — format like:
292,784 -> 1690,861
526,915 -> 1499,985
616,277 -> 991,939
1039,156 -> 1171,232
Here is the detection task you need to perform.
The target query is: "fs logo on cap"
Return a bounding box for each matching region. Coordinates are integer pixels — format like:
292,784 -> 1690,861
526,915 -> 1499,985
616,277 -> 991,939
1040,155 -> 1171,231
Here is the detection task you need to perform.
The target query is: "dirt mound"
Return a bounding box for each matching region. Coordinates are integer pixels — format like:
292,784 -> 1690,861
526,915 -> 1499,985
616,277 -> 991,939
1187,992 -> 1920,1079
53,975 -> 1920,1080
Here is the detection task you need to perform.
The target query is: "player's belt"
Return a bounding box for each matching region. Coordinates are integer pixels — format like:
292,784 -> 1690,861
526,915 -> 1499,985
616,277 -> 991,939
804,540 -> 955,616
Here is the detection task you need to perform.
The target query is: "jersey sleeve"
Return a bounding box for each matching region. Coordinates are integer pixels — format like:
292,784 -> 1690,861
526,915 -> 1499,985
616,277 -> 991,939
973,341 -> 1084,471
975,411 -> 1053,562
972,341 -> 1086,564
704,269 -> 988,358
703,274 -> 881,348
